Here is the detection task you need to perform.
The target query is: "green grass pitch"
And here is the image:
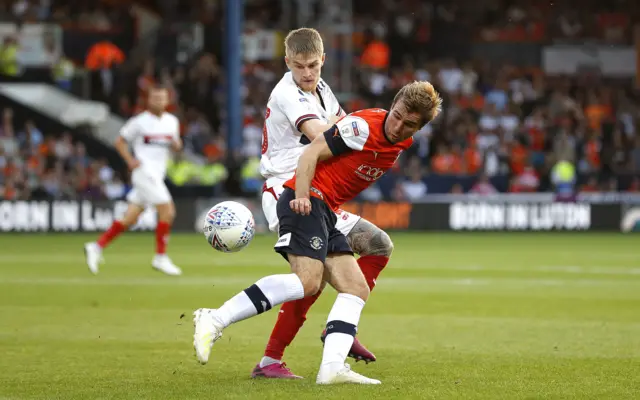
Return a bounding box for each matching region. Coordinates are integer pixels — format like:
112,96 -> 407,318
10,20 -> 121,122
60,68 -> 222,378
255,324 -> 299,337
0,232 -> 639,399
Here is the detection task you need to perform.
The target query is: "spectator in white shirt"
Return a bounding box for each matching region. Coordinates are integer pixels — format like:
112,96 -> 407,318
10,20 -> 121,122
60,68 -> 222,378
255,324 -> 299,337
400,170 -> 428,200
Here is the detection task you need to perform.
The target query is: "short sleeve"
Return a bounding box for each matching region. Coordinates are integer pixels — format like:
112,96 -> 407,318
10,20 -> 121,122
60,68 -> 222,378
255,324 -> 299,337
120,116 -> 139,142
276,89 -> 319,132
334,116 -> 370,151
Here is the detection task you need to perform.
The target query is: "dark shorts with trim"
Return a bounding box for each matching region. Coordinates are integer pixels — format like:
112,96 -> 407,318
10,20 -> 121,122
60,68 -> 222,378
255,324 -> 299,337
274,188 -> 353,263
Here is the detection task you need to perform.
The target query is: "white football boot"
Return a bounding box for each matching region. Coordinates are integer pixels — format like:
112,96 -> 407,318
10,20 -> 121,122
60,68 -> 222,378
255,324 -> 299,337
316,363 -> 381,385
151,254 -> 182,276
84,242 -> 103,275
193,308 -> 224,364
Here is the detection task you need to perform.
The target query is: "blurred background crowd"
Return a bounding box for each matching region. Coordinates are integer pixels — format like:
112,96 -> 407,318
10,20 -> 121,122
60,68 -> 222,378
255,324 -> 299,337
0,0 -> 639,201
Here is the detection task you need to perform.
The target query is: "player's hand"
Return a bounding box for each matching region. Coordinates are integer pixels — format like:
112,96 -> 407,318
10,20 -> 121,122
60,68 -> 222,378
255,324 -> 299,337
128,159 -> 141,170
290,197 -> 312,215
171,139 -> 183,152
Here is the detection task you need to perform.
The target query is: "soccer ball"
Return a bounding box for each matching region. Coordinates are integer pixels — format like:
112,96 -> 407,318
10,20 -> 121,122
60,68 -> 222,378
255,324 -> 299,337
203,201 -> 255,252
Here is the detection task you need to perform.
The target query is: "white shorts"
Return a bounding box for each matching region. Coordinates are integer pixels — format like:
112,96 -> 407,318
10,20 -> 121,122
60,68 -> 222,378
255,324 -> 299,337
261,180 -> 361,236
126,168 -> 172,206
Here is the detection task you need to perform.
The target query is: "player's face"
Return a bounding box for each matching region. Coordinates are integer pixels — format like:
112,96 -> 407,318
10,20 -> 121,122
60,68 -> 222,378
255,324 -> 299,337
148,89 -> 169,112
286,53 -> 324,92
385,101 -> 423,143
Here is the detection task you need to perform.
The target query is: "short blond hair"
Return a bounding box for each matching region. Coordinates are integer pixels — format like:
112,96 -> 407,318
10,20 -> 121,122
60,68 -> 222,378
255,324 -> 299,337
284,28 -> 324,58
393,81 -> 443,125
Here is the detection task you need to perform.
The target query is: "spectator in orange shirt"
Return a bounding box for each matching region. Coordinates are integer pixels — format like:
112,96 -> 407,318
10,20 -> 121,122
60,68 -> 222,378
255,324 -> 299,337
360,33 -> 389,70
584,93 -> 612,130
584,131 -> 601,172
431,144 -> 454,174
509,139 -> 529,176
463,142 -> 482,175
450,144 -> 464,175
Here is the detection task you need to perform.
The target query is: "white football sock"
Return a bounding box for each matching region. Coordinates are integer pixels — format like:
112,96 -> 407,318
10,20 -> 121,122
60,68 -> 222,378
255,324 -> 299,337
259,356 -> 281,368
320,293 -> 365,371
214,274 -> 305,328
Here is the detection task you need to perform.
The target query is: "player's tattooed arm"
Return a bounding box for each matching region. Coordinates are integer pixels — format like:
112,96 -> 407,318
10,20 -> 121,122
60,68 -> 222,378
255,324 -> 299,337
347,218 -> 394,257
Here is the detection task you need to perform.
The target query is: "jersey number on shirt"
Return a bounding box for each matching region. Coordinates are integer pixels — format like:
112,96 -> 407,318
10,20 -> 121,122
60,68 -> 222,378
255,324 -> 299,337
261,107 -> 271,155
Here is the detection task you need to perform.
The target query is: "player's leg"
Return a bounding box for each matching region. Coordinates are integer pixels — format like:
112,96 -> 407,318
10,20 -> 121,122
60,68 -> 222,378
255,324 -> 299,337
253,184 -> 326,378
316,249 -> 379,385
83,195 -> 144,274
193,188 -> 327,365
151,199 -> 181,275
131,172 -> 182,275
346,217 -> 394,291
319,213 -> 393,363
193,253 -> 322,365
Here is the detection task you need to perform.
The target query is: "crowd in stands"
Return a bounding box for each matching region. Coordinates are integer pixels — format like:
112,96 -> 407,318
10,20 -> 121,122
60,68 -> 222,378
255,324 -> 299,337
0,0 -> 131,26
0,107 -> 128,201
1,0 -> 640,201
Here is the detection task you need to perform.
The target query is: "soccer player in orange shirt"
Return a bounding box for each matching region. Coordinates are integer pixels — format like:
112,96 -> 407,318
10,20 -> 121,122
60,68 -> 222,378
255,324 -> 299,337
193,81 -> 442,385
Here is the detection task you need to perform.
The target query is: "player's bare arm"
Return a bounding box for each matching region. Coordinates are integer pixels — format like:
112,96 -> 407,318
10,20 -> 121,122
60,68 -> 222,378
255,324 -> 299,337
347,218 -> 394,257
299,118 -> 336,141
291,130 -> 335,215
114,136 -> 140,170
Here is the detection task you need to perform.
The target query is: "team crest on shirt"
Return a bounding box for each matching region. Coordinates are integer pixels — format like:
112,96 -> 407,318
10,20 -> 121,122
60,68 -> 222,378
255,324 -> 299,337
309,236 -> 324,250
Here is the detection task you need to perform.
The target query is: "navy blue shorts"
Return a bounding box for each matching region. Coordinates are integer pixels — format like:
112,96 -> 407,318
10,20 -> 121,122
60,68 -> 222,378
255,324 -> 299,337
274,188 -> 353,263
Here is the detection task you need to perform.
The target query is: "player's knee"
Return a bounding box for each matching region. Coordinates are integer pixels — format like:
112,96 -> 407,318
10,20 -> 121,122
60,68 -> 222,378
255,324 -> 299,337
157,203 -> 175,222
378,231 -> 394,257
290,257 -> 324,297
297,272 -> 322,297
350,278 -> 370,302
120,206 -> 143,227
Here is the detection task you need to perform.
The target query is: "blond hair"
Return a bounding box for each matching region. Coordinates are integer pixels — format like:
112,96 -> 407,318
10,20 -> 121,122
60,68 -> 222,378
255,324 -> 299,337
284,28 -> 324,58
393,81 -> 443,124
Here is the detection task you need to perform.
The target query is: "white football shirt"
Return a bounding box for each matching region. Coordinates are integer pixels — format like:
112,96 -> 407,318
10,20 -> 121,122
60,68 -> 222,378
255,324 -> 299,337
260,72 -> 344,181
120,111 -> 180,179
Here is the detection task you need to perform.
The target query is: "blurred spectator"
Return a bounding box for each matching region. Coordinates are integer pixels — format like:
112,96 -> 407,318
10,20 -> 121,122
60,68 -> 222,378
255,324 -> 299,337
4,0 -> 639,200
471,174 -> 498,195
399,170 -> 428,201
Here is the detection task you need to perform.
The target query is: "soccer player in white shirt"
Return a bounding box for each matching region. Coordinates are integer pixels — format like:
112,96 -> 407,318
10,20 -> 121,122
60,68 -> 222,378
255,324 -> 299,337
251,28 -> 394,379
84,87 -> 183,276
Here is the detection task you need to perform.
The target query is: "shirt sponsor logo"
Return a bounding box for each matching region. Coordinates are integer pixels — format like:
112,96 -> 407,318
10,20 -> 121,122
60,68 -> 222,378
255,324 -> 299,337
355,164 -> 385,181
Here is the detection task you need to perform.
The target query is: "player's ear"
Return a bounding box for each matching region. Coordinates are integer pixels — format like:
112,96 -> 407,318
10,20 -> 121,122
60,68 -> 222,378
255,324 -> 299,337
284,56 -> 289,68
321,53 -> 325,65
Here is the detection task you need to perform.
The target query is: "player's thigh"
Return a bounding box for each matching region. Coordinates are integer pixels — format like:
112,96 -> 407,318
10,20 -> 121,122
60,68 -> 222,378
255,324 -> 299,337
155,200 -> 175,221
119,200 -> 145,226
334,209 -> 362,237
273,188 -> 330,262
323,252 -> 369,301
